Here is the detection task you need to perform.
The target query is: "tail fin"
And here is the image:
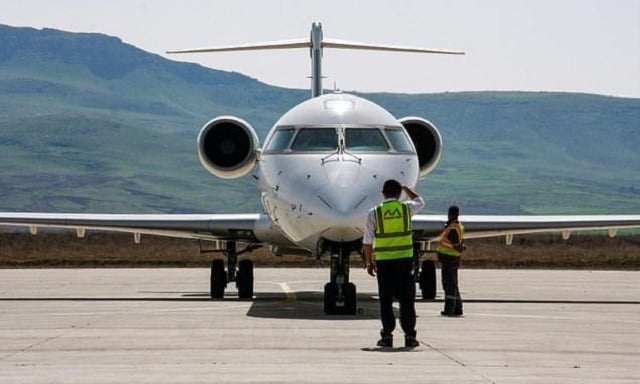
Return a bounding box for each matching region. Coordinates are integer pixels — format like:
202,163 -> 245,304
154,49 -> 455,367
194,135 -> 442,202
168,22 -> 464,98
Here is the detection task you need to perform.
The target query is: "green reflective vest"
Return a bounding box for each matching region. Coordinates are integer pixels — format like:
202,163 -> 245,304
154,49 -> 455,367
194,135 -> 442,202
373,200 -> 413,260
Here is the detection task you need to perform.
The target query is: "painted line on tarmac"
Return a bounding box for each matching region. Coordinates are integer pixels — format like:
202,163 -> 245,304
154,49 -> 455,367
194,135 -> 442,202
279,283 -> 297,301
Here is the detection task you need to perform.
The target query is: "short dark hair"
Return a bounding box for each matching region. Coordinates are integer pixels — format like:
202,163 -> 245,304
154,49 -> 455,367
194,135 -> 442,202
382,179 -> 402,197
448,205 -> 460,216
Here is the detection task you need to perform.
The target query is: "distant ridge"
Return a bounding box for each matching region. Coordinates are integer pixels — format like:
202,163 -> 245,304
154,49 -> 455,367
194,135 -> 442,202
0,24 -> 638,215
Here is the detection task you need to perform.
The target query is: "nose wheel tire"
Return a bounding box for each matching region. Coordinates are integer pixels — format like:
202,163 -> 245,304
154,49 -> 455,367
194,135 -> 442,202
324,282 -> 357,315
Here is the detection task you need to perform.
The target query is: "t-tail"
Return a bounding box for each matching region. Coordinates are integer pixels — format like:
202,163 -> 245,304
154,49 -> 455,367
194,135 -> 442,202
167,22 -> 465,98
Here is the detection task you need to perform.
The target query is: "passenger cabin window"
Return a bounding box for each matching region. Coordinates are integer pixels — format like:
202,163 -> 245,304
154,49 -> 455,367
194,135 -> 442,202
265,128 -> 295,152
344,128 -> 389,152
291,128 -> 337,152
385,128 -> 414,152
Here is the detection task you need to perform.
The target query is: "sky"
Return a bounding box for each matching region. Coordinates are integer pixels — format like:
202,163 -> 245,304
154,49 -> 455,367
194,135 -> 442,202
1,0 -> 639,98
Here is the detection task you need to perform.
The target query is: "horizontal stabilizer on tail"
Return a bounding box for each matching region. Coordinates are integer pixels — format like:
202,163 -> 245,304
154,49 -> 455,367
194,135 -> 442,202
167,22 -> 464,97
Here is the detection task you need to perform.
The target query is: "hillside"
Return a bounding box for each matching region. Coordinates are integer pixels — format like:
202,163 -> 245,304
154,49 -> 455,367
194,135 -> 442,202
0,24 -> 639,215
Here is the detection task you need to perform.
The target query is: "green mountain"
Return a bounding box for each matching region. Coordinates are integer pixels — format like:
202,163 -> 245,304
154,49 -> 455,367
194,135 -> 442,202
1,24 -> 639,215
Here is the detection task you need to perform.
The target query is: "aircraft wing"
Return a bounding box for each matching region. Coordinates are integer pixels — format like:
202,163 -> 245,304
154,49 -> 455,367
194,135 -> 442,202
3,212 -> 639,247
412,214 -> 640,244
0,212 -> 288,244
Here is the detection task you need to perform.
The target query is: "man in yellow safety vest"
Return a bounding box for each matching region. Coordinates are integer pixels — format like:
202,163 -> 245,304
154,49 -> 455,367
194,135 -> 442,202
364,179 -> 425,348
437,205 -> 466,317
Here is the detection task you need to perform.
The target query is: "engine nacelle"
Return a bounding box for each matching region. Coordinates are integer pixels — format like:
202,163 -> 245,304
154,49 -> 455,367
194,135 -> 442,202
197,116 -> 260,179
399,117 -> 443,177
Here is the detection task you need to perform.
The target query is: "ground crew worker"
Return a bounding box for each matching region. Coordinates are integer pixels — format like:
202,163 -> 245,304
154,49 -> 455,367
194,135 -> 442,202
437,205 -> 466,317
363,179 -> 425,348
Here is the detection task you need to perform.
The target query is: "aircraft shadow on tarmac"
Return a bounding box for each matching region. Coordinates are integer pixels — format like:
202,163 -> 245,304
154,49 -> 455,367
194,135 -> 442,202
244,290 -> 383,320
172,290 -> 382,320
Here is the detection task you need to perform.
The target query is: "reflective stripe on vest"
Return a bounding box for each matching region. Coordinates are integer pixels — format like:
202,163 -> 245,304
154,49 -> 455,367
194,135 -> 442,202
436,222 -> 465,257
373,200 -> 413,260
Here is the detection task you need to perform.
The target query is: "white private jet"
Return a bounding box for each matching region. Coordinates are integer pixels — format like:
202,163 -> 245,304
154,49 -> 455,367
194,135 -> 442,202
1,23 -> 639,314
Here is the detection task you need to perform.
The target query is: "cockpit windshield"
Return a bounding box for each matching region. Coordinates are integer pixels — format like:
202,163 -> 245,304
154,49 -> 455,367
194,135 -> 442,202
344,128 -> 389,152
291,128 -> 337,151
265,128 -> 295,151
264,126 -> 415,154
384,128 -> 414,152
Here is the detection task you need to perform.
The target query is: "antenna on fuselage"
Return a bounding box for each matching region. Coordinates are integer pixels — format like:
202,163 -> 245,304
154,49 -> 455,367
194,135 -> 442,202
167,23 -> 464,98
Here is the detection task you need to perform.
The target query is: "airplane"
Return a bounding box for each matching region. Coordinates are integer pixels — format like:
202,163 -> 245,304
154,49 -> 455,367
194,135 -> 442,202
1,22 -> 639,314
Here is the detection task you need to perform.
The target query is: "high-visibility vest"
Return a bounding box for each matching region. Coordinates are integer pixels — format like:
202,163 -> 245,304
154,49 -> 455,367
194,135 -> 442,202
436,221 -> 465,257
373,200 -> 413,260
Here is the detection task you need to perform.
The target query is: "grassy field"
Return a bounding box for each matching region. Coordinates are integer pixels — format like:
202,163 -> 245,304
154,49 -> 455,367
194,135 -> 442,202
1,231 -> 638,270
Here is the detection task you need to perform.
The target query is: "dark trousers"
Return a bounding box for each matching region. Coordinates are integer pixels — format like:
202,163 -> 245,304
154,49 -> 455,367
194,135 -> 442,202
438,253 -> 462,314
375,257 -> 416,337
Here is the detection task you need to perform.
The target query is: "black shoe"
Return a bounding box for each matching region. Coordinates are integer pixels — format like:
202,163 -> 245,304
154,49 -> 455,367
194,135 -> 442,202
405,335 -> 419,348
376,336 -> 393,348
440,311 -> 453,317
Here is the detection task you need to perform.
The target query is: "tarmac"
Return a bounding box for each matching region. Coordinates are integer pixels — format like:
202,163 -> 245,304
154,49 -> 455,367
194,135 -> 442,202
0,267 -> 638,383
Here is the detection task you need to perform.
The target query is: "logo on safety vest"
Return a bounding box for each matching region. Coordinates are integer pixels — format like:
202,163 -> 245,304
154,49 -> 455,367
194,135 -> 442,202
383,208 -> 402,220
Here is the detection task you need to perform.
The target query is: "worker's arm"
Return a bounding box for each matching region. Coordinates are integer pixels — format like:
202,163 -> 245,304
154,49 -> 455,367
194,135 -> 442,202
402,185 -> 425,214
402,185 -> 419,200
363,209 -> 377,277
363,243 -> 376,277
447,227 -> 466,252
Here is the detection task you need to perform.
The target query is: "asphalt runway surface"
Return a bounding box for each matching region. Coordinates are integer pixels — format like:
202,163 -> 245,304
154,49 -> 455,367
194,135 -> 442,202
0,268 -> 638,383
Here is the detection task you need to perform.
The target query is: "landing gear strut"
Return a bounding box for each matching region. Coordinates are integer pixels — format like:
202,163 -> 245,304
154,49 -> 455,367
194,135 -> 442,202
323,242 -> 357,315
207,241 -> 258,299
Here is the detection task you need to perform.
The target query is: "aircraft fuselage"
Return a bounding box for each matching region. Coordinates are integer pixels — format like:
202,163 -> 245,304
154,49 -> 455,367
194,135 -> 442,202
257,93 -> 421,252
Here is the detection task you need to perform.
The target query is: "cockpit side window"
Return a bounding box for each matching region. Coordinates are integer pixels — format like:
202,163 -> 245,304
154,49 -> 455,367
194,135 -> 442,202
265,128 -> 295,152
344,128 -> 389,152
385,128 -> 415,152
291,128 -> 337,151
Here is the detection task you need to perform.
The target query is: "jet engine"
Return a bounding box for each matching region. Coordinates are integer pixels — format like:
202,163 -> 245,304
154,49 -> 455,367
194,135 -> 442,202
399,117 -> 443,177
197,116 -> 260,179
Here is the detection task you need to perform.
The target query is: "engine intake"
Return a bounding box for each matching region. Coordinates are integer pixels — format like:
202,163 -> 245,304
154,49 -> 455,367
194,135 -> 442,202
197,116 -> 260,179
399,117 -> 443,177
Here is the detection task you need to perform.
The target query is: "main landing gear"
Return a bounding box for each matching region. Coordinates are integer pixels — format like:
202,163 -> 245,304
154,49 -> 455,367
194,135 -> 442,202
208,241 -> 258,299
417,259 -> 436,300
415,243 -> 437,300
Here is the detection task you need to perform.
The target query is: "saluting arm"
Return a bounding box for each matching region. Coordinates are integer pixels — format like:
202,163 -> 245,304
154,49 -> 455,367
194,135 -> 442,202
402,185 -> 419,200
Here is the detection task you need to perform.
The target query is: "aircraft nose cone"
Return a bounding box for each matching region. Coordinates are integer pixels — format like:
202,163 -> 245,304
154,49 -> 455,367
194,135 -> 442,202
318,184 -> 370,214
314,161 -> 375,214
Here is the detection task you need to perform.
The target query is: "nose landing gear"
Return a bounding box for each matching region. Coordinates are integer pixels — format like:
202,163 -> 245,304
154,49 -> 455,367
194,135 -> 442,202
323,241 -> 358,315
